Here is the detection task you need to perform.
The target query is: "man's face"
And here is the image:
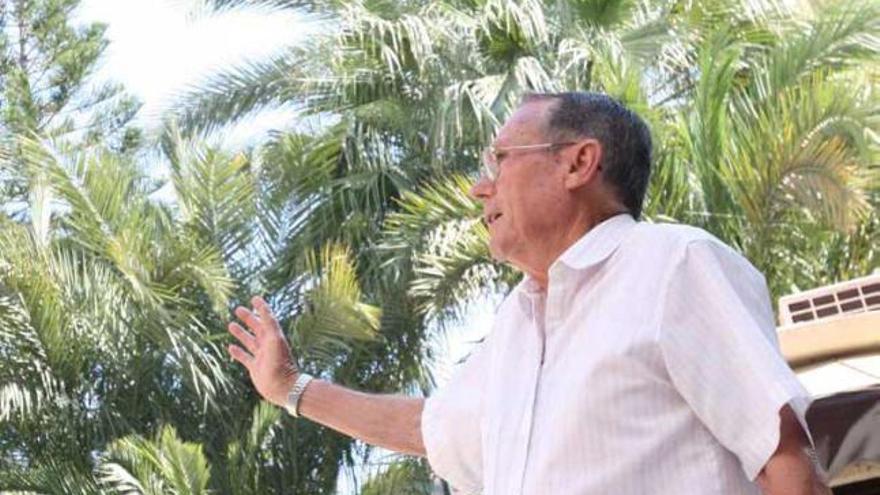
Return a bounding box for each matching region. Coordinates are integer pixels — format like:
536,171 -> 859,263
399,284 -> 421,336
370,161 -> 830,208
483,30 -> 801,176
470,100 -> 573,267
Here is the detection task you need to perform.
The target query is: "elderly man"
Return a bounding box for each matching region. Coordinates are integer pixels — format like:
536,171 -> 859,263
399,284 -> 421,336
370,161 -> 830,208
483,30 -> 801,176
228,92 -> 831,494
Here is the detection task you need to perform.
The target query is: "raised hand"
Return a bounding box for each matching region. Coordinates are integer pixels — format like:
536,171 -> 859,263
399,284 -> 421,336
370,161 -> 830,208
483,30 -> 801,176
228,296 -> 299,407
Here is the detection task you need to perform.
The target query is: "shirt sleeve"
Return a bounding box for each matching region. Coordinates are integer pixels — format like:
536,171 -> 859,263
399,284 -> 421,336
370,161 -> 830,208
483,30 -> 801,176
658,238 -> 814,481
421,337 -> 491,494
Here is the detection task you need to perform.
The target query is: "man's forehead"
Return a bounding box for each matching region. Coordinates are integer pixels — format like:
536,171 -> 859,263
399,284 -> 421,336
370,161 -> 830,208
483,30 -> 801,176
496,99 -> 555,144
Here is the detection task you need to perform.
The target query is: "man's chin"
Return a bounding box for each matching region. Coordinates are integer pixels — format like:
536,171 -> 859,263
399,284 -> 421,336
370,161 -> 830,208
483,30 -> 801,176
488,241 -> 509,263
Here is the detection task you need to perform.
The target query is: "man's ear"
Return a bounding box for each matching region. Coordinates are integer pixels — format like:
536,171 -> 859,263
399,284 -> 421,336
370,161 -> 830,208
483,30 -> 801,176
563,139 -> 603,190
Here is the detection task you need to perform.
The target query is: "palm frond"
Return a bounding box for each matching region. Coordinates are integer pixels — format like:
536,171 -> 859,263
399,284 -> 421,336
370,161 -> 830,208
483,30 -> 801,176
382,175 -> 509,323
11,136 -> 236,410
0,226 -> 84,396
265,120 -> 417,288
97,425 -> 212,495
168,50 -> 307,136
554,1 -> 671,97
754,0 -> 880,99
164,240 -> 236,317
190,0 -> 330,15
16,138 -> 163,307
0,381 -> 54,424
512,55 -> 558,93
383,174 -> 482,251
680,30 -> 745,221
0,460 -> 102,495
618,2 -> 673,62
409,221 -> 502,323
642,125 -> 697,222
477,0 -> 550,67
224,401 -> 282,495
292,243 -> 382,369
560,0 -> 638,28
339,3 -> 439,78
357,455 -> 434,495
726,77 -> 873,234
167,137 -> 259,259
435,75 -> 505,153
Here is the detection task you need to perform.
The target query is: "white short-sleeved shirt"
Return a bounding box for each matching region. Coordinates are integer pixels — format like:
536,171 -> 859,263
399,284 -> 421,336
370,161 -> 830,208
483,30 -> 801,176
421,214 -> 813,495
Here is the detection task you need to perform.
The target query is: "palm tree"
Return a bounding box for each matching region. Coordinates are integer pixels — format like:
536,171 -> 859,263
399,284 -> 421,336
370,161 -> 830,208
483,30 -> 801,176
0,124 -> 398,492
167,0 -> 878,492
0,0 -> 866,493
0,135 -> 236,486
97,425 -> 213,495
0,0 -> 142,212
653,0 -> 879,296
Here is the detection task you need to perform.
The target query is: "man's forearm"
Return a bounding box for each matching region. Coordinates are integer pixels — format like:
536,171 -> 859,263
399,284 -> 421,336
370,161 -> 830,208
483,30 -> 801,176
297,379 -> 426,457
757,405 -> 832,495
757,449 -> 831,495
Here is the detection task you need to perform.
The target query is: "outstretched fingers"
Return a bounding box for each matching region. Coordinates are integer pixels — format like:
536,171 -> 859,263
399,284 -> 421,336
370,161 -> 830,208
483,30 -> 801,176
228,344 -> 254,368
234,306 -> 263,338
252,296 -> 282,335
229,296 -> 289,371
228,322 -> 257,354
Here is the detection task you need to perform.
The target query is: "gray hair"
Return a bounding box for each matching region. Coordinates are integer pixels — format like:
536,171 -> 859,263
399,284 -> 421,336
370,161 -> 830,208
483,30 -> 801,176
521,92 -> 653,219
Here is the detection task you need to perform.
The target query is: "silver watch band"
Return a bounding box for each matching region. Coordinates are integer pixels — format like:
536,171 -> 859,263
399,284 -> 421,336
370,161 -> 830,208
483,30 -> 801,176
284,373 -> 314,418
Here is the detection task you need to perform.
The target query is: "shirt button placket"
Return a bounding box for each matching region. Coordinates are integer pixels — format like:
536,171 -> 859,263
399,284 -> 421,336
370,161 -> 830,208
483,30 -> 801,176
519,275 -> 570,494
516,295 -> 547,495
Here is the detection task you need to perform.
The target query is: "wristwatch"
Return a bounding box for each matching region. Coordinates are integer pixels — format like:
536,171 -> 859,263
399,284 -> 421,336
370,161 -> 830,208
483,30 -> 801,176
283,373 -> 314,417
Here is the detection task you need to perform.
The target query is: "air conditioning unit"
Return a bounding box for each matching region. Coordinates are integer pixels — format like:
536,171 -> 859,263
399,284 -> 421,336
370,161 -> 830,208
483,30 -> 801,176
777,273 -> 880,371
777,275 -> 880,491
778,273 -> 880,326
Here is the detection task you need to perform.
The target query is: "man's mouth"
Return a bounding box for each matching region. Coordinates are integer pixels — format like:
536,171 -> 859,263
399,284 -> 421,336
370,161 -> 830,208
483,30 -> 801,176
485,213 -> 503,225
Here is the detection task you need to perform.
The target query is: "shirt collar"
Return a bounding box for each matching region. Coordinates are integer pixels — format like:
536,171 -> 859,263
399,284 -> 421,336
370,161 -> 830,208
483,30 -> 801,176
553,212 -> 636,271
513,213 -> 636,300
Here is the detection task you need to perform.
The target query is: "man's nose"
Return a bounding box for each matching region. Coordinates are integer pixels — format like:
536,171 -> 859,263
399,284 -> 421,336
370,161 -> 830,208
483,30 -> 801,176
469,175 -> 495,201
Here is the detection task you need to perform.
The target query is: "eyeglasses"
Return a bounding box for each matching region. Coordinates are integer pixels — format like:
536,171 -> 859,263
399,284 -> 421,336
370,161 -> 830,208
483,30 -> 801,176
481,142 -> 578,181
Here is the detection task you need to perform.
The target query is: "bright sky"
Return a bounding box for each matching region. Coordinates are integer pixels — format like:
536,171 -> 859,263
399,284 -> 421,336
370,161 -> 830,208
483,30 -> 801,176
76,0 -> 308,145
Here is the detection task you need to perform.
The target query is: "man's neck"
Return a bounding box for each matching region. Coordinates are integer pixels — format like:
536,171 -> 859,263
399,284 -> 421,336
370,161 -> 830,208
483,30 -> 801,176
522,208 -> 629,290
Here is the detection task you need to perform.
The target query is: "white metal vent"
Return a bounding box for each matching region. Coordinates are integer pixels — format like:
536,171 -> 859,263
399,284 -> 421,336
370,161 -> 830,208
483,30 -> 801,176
778,273 -> 880,326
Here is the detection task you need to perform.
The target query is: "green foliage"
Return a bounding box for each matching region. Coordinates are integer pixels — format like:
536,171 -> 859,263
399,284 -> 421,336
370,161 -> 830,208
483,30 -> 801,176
0,459 -> 103,494
358,456 -> 435,495
384,174 -> 513,321
292,243 -> 382,367
0,0 -> 142,208
223,402 -> 282,495
0,0 -> 877,493
0,138 -> 237,473
97,425 -> 212,495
